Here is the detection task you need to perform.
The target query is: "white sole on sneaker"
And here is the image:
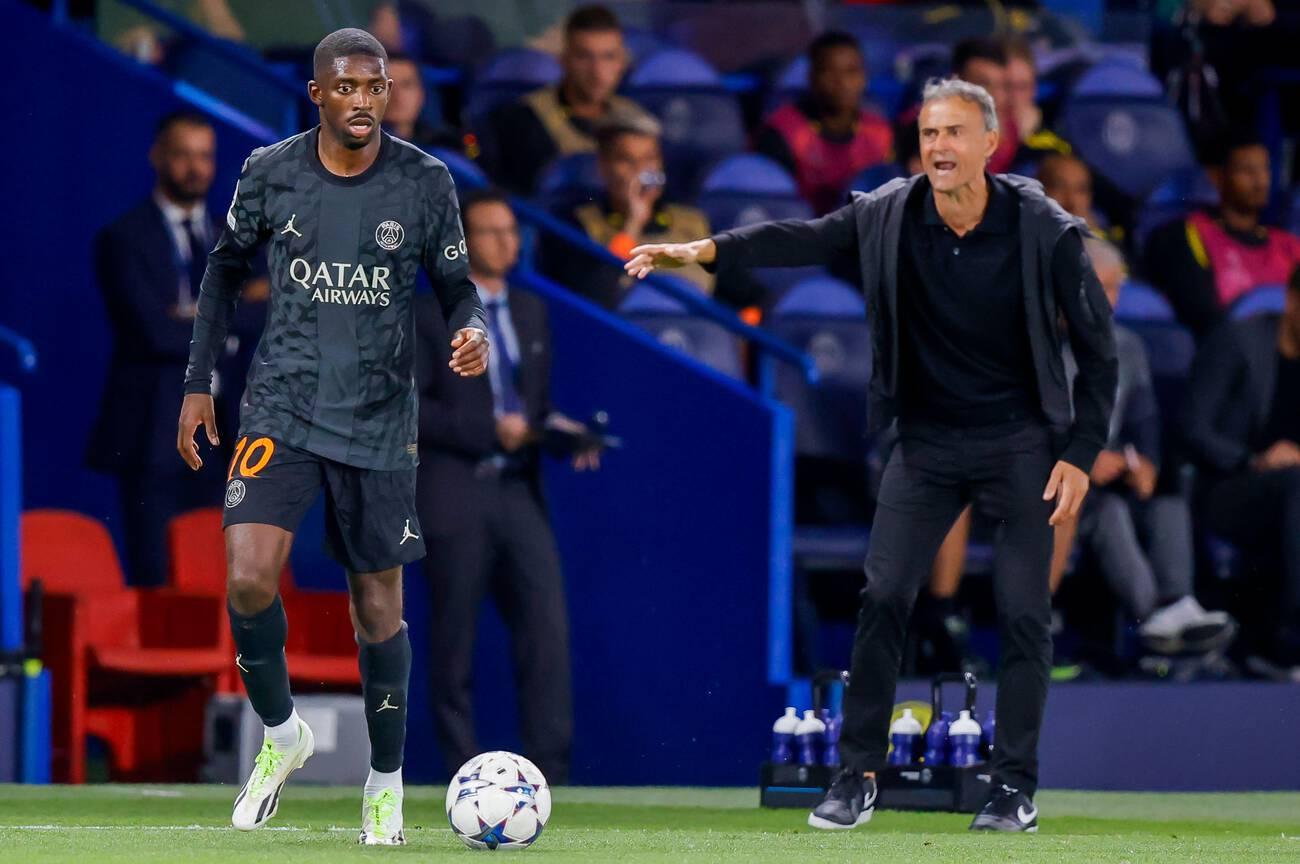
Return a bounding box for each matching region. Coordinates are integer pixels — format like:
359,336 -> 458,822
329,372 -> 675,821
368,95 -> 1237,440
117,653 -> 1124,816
232,722 -> 315,831
807,808 -> 874,830
358,830 -> 407,846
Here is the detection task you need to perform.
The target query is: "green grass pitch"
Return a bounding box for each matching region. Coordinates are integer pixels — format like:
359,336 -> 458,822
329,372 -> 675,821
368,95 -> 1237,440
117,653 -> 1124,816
1,785 -> 1298,863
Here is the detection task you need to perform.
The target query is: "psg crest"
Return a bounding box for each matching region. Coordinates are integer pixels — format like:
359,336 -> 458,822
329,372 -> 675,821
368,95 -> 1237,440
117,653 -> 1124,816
225,479 -> 246,508
376,220 -> 404,251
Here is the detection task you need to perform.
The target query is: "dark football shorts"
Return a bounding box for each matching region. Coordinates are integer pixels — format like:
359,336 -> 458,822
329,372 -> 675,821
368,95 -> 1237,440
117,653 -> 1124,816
221,432 -> 426,573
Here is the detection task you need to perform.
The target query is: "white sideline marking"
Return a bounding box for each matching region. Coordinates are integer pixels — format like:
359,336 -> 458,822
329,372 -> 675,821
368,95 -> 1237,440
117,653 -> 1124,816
3,825 -> 357,832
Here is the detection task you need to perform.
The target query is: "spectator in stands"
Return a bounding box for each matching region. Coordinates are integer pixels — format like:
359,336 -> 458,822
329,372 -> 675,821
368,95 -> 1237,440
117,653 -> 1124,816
1072,238 -> 1235,656
484,5 -> 649,194
1001,35 -> 1071,169
381,53 -> 459,151
415,189 -> 597,783
1183,263 -> 1300,673
754,32 -> 893,215
1145,138 -> 1300,339
951,37 -> 1018,174
544,112 -> 758,308
1040,153 -> 1122,244
88,111 -> 264,585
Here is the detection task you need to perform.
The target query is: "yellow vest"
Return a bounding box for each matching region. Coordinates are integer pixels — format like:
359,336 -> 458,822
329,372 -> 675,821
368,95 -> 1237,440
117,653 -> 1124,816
521,86 -> 649,156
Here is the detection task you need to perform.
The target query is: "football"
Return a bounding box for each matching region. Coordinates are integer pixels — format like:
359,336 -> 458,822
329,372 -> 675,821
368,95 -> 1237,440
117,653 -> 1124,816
446,751 -> 552,850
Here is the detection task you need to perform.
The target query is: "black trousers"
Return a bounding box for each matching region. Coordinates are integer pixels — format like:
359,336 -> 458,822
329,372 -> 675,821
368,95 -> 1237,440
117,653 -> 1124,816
841,420 -> 1057,795
422,474 -> 573,783
118,463 -> 225,586
1203,466 -> 1300,643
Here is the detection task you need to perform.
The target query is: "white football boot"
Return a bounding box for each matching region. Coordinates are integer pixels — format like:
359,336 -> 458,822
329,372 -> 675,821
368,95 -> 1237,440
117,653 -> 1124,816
359,787 -> 406,846
231,718 -> 315,830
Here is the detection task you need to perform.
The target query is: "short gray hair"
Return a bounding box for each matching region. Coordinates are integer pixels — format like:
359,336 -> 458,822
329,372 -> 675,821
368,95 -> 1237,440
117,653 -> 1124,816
921,77 -> 998,133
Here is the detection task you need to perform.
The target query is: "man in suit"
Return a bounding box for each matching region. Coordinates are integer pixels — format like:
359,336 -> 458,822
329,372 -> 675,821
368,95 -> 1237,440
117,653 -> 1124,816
1183,264 -> 1300,673
415,189 -> 595,782
89,111 -> 265,586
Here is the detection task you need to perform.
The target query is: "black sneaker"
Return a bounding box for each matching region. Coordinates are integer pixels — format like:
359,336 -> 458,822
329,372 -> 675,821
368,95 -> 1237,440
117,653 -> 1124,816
807,769 -> 876,830
969,783 -> 1038,832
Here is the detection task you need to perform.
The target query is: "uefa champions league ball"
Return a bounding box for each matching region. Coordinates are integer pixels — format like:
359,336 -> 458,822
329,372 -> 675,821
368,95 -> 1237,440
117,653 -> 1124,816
446,751 -> 551,850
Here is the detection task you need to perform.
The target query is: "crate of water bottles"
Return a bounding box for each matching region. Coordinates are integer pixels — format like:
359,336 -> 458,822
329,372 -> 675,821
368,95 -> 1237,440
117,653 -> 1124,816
877,672 -> 995,812
759,671 -> 847,809
760,671 -> 995,812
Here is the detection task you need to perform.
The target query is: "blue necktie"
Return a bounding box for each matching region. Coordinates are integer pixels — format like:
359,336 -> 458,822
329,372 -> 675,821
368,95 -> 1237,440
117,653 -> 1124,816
485,300 -> 523,414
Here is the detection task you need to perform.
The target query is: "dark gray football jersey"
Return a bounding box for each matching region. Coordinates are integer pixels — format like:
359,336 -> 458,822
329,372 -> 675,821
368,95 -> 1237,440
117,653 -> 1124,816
185,128 -> 485,470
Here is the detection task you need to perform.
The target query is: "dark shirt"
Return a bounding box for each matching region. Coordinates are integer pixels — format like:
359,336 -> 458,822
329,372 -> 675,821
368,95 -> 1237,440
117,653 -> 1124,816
184,128 -> 486,470
1265,352 -> 1300,446
898,176 -> 1039,426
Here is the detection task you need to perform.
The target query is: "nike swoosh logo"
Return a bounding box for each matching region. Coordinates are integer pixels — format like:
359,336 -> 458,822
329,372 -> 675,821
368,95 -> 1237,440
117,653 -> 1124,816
1018,804 -> 1038,823
862,786 -> 877,809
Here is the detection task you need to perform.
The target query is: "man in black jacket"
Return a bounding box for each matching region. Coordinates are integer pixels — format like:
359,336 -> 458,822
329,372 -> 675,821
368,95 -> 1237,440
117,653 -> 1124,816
1182,266 -> 1300,673
626,78 -> 1116,833
415,189 -> 591,783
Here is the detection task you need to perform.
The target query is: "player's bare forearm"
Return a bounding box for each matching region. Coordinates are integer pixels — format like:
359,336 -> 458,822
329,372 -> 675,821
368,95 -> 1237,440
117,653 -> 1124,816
623,238 -> 716,279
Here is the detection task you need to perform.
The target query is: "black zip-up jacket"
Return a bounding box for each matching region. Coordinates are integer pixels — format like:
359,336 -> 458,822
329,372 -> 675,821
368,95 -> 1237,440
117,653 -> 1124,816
712,173 -> 1117,473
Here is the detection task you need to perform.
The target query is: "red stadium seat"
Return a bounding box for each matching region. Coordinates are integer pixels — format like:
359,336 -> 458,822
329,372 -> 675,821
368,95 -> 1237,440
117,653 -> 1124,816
22,509 -> 228,783
168,507 -> 360,691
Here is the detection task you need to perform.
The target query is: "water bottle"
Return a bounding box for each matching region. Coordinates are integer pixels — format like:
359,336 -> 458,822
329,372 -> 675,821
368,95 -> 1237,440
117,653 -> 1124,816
924,710 -> 952,765
795,709 -> 826,766
771,707 -> 799,764
821,708 -> 842,767
887,708 -> 923,766
947,709 -> 983,766
980,710 -> 996,761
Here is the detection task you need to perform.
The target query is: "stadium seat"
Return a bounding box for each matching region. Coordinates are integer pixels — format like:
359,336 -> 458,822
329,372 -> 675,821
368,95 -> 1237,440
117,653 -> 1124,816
625,50 -> 746,199
849,162 -> 906,194
767,276 -> 870,461
22,509 -> 228,783
695,154 -> 812,231
536,152 -> 602,215
1115,280 -> 1175,323
1070,59 -> 1165,99
1229,284 -> 1286,320
1288,187 -> 1300,237
167,507 -> 361,692
1061,95 -> 1197,200
619,281 -> 745,379
1132,167 -> 1218,255
463,48 -> 561,134
428,147 -> 489,191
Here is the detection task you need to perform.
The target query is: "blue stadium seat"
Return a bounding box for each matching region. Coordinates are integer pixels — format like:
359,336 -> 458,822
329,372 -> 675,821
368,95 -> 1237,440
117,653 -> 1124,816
428,147 -> 488,190
625,50 -> 746,199
849,163 -> 906,194
1124,321 -> 1197,442
619,282 -> 745,379
463,49 -> 562,133
696,155 -> 812,231
1230,284 -> 1286,320
1132,168 -> 1219,254
536,152 -> 602,215
1061,96 -> 1197,200
1288,187 -> 1300,237
1070,59 -> 1165,99
766,276 -> 871,462
621,27 -> 670,64
1115,280 -> 1175,323
765,53 -> 903,117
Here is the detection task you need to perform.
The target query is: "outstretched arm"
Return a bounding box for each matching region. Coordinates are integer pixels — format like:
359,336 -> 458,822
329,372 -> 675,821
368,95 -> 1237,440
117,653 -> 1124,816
624,202 -> 859,278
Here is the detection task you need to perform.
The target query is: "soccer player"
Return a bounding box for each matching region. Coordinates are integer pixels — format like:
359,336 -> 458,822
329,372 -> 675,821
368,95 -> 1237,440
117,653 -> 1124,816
176,28 -> 488,845
626,78 -> 1116,833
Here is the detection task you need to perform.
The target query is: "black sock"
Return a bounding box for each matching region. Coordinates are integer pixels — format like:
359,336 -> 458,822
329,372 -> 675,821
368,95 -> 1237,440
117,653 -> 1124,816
228,595 -> 294,727
359,621 -> 411,773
